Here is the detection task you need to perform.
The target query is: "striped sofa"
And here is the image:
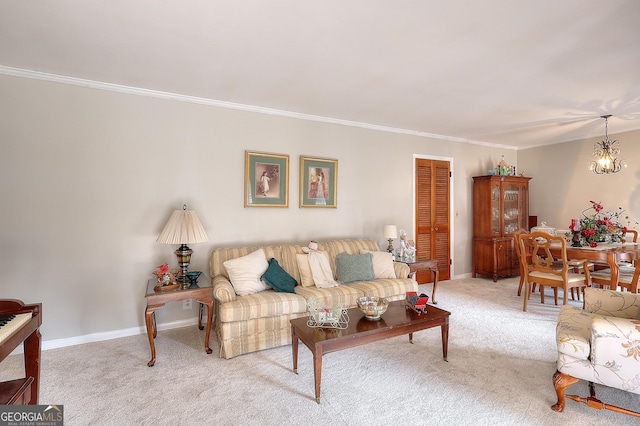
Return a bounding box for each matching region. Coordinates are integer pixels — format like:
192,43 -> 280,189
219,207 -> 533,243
209,239 -> 418,359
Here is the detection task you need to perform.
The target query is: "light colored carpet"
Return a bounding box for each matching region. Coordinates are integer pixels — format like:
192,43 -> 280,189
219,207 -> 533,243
3,277 -> 639,425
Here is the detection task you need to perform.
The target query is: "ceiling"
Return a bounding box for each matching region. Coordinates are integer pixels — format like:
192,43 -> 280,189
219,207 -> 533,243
1,1 -> 639,149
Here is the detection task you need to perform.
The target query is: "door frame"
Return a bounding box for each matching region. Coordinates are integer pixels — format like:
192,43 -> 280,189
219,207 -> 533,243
413,154 -> 455,278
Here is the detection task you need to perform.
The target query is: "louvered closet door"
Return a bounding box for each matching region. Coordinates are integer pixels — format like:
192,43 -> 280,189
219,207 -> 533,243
415,159 -> 451,281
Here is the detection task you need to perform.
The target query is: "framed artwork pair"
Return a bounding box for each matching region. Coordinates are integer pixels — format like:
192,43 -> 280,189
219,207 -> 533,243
244,151 -> 337,208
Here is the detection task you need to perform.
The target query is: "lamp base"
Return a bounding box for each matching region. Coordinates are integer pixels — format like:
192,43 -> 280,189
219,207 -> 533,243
174,244 -> 194,290
176,275 -> 191,290
386,238 -> 394,253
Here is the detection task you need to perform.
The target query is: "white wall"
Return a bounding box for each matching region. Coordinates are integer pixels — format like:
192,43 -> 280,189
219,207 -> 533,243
520,129 -> 640,231
0,74 -> 517,345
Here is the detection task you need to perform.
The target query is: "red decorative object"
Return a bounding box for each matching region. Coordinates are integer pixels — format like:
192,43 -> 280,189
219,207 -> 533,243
405,291 -> 429,314
152,263 -> 181,291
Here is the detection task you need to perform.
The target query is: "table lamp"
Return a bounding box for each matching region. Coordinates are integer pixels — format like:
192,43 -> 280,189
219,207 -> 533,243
157,204 -> 209,289
383,225 -> 397,253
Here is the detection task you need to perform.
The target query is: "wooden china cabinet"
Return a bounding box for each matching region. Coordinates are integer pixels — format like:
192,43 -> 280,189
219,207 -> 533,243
472,175 -> 531,282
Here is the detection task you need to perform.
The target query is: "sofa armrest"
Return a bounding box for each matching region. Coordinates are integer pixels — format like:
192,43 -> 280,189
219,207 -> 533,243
212,275 -> 237,303
556,305 -> 592,360
393,262 -> 410,279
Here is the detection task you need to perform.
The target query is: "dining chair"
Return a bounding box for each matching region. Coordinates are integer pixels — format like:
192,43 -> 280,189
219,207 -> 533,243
518,232 -> 592,312
589,229 -> 639,290
619,229 -> 639,273
589,262 -> 640,293
515,229 -> 582,300
624,229 -> 639,242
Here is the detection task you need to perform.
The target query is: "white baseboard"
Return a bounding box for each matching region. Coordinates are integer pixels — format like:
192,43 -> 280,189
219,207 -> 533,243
10,317 -> 200,356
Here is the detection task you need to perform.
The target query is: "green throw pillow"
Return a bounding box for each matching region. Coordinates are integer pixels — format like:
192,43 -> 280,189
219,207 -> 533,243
261,258 -> 298,293
335,252 -> 375,284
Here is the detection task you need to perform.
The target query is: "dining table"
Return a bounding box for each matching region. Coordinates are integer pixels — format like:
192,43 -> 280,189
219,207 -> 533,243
550,242 -> 640,288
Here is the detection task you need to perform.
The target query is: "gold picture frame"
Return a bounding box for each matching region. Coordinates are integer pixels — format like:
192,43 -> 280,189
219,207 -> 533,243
245,151 -> 289,207
299,156 -> 338,208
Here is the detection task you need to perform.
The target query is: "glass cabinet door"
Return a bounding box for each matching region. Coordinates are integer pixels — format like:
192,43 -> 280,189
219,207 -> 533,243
502,183 -> 519,234
491,183 -> 500,235
518,182 -> 528,230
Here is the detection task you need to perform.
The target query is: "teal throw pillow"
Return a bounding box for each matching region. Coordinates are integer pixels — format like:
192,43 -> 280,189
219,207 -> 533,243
261,258 -> 298,293
335,252 -> 375,284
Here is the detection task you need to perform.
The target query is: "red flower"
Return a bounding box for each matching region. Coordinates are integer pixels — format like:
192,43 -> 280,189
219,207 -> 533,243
601,217 -> 613,227
590,241 -> 598,247
589,200 -> 603,213
156,263 -> 169,275
582,229 -> 595,237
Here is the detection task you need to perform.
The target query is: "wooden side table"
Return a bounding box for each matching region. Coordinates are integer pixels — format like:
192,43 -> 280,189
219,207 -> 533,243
144,278 -> 214,367
399,259 -> 439,304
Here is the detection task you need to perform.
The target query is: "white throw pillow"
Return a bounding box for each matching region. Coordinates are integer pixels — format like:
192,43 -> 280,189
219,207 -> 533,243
296,254 -> 315,287
360,249 -> 397,279
296,252 -> 336,287
223,249 -> 270,296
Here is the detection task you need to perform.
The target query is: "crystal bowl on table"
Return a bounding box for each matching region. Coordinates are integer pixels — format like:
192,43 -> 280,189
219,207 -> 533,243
186,271 -> 202,286
356,296 -> 389,320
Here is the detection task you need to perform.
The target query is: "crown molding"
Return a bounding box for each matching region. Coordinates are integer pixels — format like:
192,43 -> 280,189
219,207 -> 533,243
0,65 -> 516,150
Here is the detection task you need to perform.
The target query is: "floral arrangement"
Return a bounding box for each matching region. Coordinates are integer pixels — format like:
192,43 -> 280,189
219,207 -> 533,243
153,263 -> 179,285
569,201 -> 637,247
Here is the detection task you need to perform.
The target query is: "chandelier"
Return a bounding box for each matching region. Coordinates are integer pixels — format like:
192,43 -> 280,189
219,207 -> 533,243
589,115 -> 625,174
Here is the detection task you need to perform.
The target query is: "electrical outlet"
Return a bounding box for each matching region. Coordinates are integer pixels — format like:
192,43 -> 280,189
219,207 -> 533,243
183,299 -> 192,310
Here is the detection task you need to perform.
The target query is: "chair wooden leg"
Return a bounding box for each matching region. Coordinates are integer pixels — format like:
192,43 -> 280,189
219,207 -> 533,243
551,370 -> 579,412
571,287 -> 582,301
523,281 -> 529,312
528,283 -> 536,300
517,276 -> 524,296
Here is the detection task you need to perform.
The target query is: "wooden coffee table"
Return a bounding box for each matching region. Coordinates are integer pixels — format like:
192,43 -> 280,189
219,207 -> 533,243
290,300 -> 450,403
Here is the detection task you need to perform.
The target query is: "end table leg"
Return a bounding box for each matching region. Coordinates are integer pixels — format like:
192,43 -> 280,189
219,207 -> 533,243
291,326 -> 299,374
408,332 -> 414,344
198,302 -> 204,330
145,307 -> 157,367
441,322 -> 449,362
203,299 -> 213,354
430,268 -> 439,304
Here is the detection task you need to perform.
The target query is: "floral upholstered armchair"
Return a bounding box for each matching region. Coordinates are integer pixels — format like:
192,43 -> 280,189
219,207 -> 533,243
552,287 -> 640,417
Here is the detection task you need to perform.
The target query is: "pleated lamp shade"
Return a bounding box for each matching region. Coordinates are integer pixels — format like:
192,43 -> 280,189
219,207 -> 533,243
157,207 -> 209,244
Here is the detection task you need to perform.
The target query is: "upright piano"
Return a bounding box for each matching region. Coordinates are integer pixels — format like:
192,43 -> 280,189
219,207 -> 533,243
0,299 -> 42,405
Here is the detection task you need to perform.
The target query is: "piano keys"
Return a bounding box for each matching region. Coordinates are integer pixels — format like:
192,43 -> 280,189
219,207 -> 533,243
0,313 -> 32,345
0,299 -> 42,405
